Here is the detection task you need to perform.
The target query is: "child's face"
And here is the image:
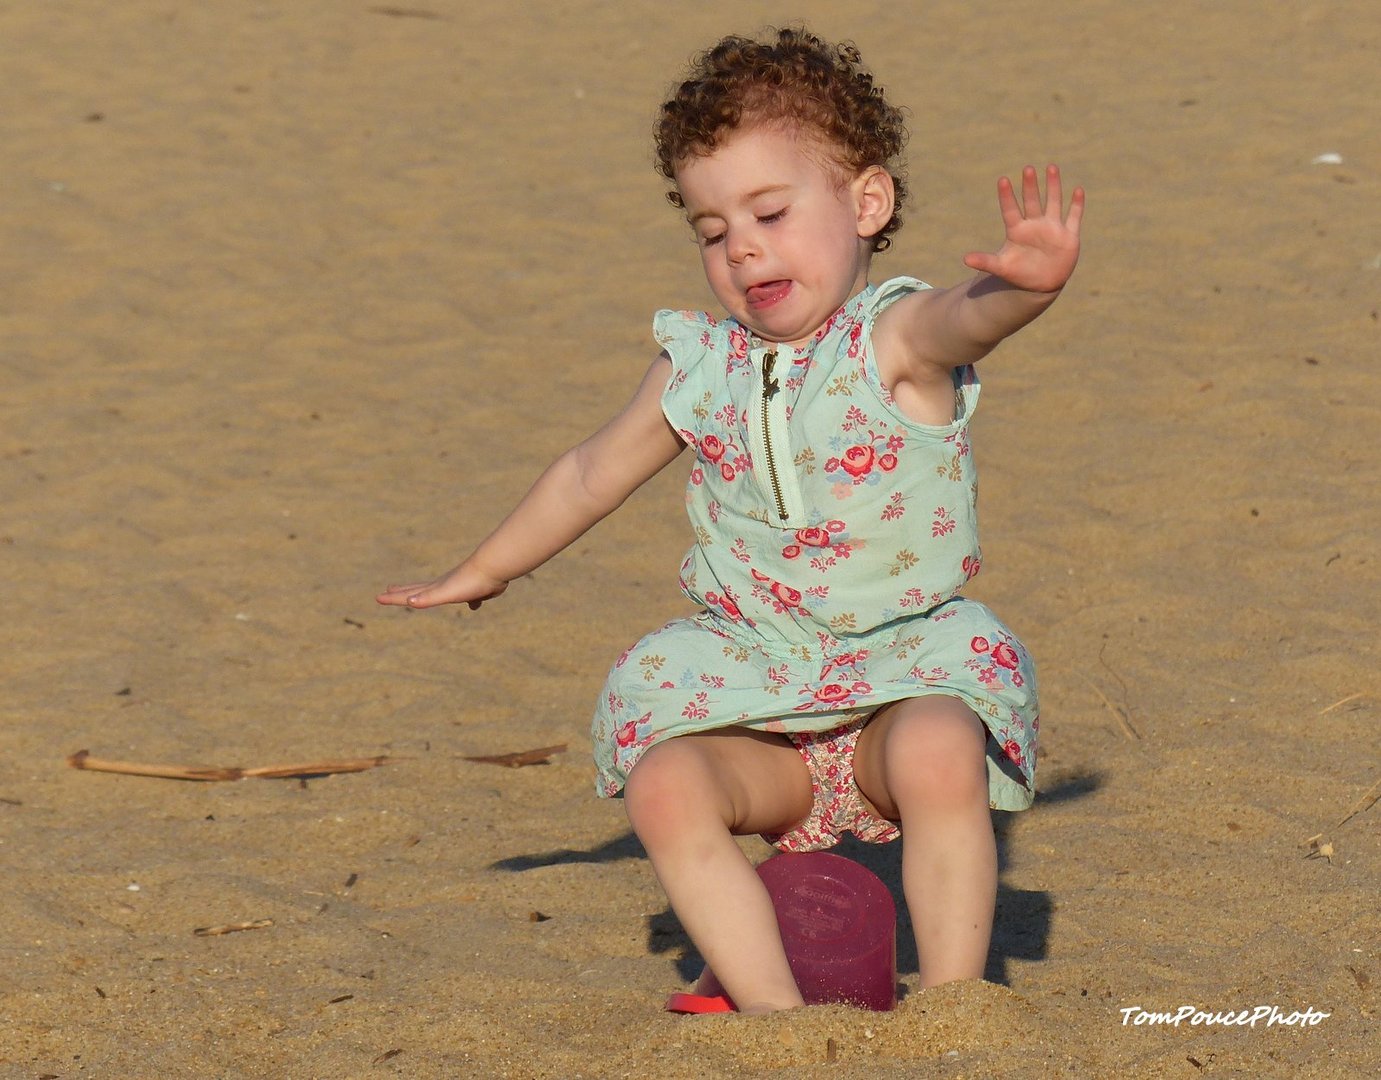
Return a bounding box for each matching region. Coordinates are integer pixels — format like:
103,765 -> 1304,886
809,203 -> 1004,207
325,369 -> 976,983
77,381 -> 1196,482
674,125 -> 889,348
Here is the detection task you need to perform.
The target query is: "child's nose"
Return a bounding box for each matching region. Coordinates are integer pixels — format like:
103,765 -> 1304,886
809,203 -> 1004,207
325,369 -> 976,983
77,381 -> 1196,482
727,226 -> 759,264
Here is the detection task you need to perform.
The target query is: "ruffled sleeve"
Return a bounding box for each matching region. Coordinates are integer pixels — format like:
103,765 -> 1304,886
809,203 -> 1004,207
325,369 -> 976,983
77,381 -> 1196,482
653,309 -> 718,445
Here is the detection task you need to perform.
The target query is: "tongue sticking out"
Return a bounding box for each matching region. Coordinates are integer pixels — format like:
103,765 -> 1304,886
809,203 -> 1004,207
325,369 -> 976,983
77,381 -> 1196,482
747,280 -> 791,307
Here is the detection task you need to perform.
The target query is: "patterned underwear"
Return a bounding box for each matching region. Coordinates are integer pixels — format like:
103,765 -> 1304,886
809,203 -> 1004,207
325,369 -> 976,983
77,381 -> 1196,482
762,716 -> 902,853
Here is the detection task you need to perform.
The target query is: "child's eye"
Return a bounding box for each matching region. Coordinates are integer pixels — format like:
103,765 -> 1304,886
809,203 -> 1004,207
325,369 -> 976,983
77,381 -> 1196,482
758,208 -> 787,225
700,232 -> 725,248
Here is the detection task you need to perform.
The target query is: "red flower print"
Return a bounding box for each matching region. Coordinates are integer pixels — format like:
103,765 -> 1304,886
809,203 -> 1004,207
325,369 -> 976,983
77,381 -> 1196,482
812,683 -> 853,704
878,453 -> 898,472
700,434 -> 726,463
1003,739 -> 1025,768
992,642 -> 1020,670
682,692 -> 710,721
705,590 -> 744,622
962,554 -> 981,580
719,462 -> 736,482
840,444 -> 875,477
971,636 -> 991,654
770,581 -> 802,607
787,521 -> 848,561
805,680 -> 871,706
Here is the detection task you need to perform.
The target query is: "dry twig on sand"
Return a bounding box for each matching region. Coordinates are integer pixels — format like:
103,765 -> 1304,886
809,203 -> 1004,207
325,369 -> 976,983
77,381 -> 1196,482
461,743 -> 568,768
1334,776 -> 1381,829
1301,775 -> 1379,862
193,919 -> 274,937
1071,671 -> 1141,741
65,749 -> 393,782
1317,691 -> 1369,717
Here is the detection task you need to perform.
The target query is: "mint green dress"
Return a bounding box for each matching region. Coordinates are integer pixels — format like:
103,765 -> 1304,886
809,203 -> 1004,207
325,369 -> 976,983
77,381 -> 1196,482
591,278 -> 1039,812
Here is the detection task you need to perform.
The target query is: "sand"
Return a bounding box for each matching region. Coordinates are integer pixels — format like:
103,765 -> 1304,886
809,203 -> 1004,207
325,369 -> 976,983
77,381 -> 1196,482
2,1 -> 1377,1076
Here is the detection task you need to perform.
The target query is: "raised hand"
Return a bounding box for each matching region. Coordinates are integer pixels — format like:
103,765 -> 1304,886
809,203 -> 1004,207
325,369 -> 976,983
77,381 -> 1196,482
963,164 -> 1084,294
376,562 -> 508,610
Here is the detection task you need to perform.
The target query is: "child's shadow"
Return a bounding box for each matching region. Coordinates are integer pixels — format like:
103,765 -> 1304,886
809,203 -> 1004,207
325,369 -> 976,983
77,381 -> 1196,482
492,772 -> 1099,988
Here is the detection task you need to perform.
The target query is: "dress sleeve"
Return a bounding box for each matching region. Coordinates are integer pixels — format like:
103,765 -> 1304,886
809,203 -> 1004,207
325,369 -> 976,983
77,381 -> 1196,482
653,309 -> 716,445
860,276 -> 980,434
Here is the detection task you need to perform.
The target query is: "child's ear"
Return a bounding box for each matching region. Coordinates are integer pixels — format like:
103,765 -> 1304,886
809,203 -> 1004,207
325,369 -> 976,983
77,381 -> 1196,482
853,166 -> 895,241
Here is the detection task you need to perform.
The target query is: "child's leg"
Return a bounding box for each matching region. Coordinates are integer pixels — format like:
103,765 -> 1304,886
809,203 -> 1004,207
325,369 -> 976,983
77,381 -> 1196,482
622,728 -> 813,1013
853,696 -> 996,987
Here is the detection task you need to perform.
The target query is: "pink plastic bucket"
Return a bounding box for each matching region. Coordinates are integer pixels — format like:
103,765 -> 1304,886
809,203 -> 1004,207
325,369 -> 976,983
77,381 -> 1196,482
701,851 -> 897,1011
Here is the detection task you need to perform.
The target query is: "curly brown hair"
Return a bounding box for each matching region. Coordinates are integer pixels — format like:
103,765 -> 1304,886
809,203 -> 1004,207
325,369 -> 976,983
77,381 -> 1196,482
654,27 -> 909,252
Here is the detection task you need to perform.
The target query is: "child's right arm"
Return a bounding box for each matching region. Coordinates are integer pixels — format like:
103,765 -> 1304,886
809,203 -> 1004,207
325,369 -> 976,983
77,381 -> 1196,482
376,356 -> 683,610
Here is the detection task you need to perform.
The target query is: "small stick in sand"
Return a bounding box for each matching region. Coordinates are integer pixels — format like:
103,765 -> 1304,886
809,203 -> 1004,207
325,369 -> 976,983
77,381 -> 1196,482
1333,776 -> 1381,829
461,743 -> 567,768
65,749 -> 393,782
1317,691 -> 1369,717
193,918 -> 274,937
240,756 -> 393,779
1071,672 -> 1141,741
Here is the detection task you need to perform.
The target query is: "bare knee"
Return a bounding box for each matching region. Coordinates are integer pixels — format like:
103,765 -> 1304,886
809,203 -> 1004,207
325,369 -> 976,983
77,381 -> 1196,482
623,740 -> 723,847
877,698 -> 989,813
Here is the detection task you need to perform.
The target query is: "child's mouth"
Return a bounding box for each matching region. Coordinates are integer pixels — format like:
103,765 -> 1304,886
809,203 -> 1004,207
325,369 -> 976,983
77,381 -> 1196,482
746,280 -> 792,309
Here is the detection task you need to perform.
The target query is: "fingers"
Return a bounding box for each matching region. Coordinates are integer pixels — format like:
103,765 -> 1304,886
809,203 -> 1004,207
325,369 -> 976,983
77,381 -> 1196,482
996,164 -> 1081,224
1040,164 -> 1061,219
962,251 -> 999,276
375,582 -> 422,607
376,583 -> 433,607
1021,164 -> 1043,219
994,174 -> 1023,230
376,571 -> 508,610
1065,185 -> 1086,235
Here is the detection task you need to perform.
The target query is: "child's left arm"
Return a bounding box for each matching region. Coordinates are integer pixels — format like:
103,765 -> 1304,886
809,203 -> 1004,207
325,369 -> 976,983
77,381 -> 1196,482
874,164 -> 1084,412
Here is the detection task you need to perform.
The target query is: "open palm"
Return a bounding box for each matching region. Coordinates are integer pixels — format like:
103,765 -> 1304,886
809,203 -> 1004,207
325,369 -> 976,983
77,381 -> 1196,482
964,164 -> 1084,294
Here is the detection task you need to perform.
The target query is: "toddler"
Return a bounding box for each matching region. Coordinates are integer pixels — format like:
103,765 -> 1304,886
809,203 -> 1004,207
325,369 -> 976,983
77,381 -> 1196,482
379,27 -> 1083,1014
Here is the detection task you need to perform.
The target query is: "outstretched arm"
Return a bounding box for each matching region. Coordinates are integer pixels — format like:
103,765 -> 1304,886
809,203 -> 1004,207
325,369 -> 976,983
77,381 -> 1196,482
377,356 -> 683,610
874,165 -> 1084,417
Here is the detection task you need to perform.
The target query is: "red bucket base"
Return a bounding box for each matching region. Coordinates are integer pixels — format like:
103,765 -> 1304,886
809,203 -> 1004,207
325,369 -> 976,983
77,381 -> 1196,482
698,851 -> 897,1011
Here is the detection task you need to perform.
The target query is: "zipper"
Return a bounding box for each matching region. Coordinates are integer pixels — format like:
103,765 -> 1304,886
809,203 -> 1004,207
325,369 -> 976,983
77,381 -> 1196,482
750,348 -> 806,525
760,351 -> 788,521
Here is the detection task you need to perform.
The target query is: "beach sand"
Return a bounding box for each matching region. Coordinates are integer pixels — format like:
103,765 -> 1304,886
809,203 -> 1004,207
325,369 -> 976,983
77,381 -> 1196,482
2,1 -> 1377,1076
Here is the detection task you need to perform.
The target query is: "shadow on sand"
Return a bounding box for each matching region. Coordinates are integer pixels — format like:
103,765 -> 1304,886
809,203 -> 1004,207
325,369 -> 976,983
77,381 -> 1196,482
492,771 -> 1101,990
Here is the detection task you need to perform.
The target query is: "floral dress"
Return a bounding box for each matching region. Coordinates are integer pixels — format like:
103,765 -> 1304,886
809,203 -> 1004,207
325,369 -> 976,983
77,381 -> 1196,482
591,278 -> 1039,813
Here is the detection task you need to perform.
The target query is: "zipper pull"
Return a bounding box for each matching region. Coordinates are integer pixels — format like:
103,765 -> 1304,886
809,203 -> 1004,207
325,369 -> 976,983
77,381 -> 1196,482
762,351 -> 779,400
